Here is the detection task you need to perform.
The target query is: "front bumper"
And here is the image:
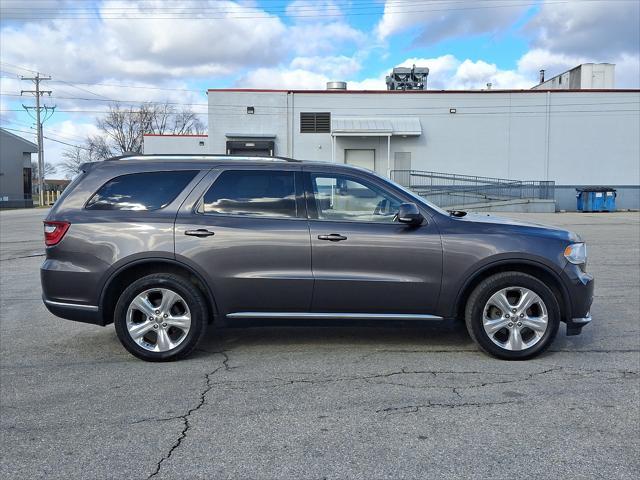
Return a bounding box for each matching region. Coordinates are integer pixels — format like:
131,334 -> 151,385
566,313 -> 592,336
562,263 -> 594,336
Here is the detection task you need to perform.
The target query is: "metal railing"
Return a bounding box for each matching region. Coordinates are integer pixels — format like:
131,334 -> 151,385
390,170 -> 555,208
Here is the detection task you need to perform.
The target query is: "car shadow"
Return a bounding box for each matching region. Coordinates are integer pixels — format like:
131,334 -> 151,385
190,318 -> 595,360
193,318 -> 477,357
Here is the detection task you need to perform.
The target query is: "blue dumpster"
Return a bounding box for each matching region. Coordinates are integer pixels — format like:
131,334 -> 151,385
576,187 -> 617,212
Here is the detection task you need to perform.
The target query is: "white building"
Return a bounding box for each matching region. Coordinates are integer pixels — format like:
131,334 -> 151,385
144,85 -> 640,210
143,134 -> 207,154
532,63 -> 616,90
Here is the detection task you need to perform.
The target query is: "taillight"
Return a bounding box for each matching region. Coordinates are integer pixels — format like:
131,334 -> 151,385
44,221 -> 70,246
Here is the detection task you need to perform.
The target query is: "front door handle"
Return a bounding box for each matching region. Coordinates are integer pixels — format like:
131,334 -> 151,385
185,229 -> 215,238
318,233 -> 347,242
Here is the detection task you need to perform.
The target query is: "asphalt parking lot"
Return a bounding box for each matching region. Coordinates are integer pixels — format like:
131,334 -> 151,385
1,208 -> 639,479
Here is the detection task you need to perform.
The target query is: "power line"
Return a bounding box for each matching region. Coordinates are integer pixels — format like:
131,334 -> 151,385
49,80 -> 205,94
6,0 -> 631,17
0,0 -> 572,20
0,126 -> 89,150
1,121 -> 86,143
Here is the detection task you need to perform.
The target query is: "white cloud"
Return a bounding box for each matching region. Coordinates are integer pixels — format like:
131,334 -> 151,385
288,18 -> 366,56
237,53 -> 538,92
381,55 -> 532,90
0,0 -> 288,84
376,0 -> 528,43
374,0 -> 639,88
395,55 -> 461,89
239,68 -> 331,90
290,55 -> 361,77
527,0 -> 639,57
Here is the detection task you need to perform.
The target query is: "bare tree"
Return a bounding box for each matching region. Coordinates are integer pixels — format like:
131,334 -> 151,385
31,161 -> 57,181
60,147 -> 89,178
148,103 -> 205,135
61,101 -> 206,174
60,142 -> 105,177
88,101 -> 205,159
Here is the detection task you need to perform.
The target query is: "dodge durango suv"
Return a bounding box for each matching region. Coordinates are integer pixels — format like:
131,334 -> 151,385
41,155 -> 593,361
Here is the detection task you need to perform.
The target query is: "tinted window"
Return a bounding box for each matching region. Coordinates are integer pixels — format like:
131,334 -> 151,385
86,170 -> 197,211
202,170 -> 297,218
311,174 -> 401,223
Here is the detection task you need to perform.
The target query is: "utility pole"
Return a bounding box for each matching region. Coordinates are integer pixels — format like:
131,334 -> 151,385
21,73 -> 54,207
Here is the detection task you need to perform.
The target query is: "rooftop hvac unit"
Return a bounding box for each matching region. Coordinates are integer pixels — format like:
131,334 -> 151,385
386,65 -> 429,90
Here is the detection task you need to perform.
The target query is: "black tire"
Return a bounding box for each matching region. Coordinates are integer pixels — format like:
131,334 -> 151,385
114,273 -> 208,361
465,272 -> 560,360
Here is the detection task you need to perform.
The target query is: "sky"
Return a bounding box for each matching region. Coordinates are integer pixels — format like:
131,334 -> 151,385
1,0 -> 639,174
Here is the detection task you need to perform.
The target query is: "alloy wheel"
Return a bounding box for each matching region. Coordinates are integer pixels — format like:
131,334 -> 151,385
126,288 -> 191,352
482,286 -> 549,351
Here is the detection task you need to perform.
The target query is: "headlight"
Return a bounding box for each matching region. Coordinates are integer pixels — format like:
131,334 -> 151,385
564,242 -> 587,265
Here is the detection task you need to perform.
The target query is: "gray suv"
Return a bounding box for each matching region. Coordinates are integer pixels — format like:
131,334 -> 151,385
41,155 -> 593,361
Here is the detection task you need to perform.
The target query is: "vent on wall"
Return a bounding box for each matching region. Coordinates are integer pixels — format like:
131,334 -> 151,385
300,112 -> 331,133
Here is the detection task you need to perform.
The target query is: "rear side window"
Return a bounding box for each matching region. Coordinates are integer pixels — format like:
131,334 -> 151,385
86,170 -> 197,211
202,170 -> 297,218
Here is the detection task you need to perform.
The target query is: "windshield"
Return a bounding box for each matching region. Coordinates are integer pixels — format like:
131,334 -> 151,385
383,175 -> 451,216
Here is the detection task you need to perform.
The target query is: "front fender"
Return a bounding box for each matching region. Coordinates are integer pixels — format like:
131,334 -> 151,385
439,253 -> 571,320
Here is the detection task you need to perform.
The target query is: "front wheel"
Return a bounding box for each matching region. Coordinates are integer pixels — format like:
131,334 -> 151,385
465,272 -> 560,360
114,273 -> 208,361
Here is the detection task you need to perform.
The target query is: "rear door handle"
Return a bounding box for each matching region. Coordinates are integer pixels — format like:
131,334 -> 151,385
318,233 -> 347,242
185,229 -> 215,238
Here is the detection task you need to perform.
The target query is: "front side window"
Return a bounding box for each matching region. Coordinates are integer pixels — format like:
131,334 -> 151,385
311,174 -> 402,223
86,170 -> 197,211
202,170 -> 297,218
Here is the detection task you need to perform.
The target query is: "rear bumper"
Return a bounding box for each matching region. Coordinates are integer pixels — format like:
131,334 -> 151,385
41,259 -> 106,325
42,296 -> 105,326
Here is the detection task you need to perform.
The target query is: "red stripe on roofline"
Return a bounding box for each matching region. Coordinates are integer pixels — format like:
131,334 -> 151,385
207,88 -> 640,94
143,134 -> 207,137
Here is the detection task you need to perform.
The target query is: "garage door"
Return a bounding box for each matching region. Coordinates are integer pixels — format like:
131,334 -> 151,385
345,149 -> 375,171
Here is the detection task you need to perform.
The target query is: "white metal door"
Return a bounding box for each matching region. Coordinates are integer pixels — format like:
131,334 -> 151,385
345,149 -> 375,171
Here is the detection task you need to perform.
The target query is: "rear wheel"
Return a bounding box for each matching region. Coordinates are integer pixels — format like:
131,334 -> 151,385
465,272 -> 560,360
114,273 -> 207,361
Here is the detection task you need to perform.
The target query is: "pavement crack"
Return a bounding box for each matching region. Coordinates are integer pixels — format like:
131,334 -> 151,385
377,399 -> 518,414
132,416 -> 183,425
147,353 -> 228,479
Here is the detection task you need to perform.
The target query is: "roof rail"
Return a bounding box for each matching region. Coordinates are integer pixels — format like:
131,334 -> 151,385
104,154 -> 302,162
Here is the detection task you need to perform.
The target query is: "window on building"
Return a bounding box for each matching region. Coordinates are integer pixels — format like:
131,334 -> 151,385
300,112 -> 331,133
85,170 -> 197,211
202,170 -> 297,218
311,174 -> 401,223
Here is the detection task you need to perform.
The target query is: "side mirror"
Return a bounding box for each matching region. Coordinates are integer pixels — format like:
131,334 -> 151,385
395,202 -> 424,226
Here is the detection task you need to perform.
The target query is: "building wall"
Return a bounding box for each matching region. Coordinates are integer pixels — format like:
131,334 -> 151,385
0,129 -> 36,208
208,91 -> 289,155
207,90 -> 639,187
143,135 -> 208,154
199,89 -> 640,210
